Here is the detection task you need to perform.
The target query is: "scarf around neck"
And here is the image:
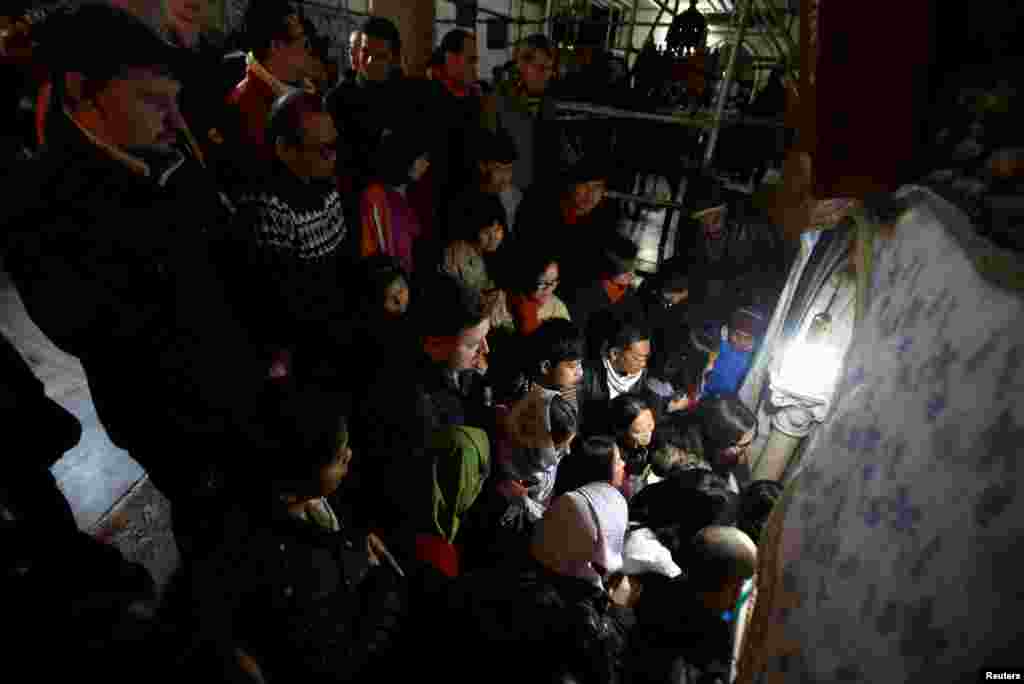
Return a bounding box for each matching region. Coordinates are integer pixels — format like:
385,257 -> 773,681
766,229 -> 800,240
602,278 -> 628,305
509,293 -> 542,336
604,356 -> 643,399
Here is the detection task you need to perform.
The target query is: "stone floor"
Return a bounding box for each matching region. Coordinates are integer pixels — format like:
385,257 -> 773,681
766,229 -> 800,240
1,267 -> 179,589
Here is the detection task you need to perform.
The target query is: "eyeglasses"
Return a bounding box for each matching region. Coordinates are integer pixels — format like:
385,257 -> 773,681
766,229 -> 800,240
536,278 -> 560,290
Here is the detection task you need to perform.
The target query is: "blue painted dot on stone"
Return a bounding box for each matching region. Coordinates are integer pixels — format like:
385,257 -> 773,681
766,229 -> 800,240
864,500 -> 883,528
863,428 -> 883,452
849,366 -> 867,386
863,464 -> 879,481
926,394 -> 947,423
897,336 -> 914,355
848,428 -> 863,451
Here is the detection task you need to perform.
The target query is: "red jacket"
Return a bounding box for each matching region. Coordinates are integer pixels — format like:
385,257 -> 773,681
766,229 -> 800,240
225,69 -> 277,163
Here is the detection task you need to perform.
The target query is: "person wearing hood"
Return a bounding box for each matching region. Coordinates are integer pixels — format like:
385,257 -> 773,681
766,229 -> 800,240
358,126 -> 428,274
448,482 -> 638,684
393,425 -> 491,580
494,387 -> 579,532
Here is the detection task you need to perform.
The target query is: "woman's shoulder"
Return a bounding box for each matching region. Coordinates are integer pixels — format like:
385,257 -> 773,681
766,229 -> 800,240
542,295 -> 571,320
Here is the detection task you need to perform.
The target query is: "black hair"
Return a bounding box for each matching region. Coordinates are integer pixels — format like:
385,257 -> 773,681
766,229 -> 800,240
450,190 -> 507,244
631,469 -> 738,567
695,395 -> 757,465
363,16 -> 402,57
737,479 -> 782,545
549,394 -> 578,445
650,418 -> 706,476
607,393 -> 655,438
417,272 -> 487,338
268,388 -> 350,492
266,90 -> 326,148
530,319 -> 584,375
357,255 -> 409,313
440,28 -> 475,57
507,242 -> 558,296
245,1 -> 298,61
604,317 -> 652,356
372,127 -> 429,187
553,435 -> 618,496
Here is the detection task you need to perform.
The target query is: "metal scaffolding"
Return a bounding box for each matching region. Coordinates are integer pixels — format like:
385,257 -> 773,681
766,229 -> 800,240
542,0 -> 793,267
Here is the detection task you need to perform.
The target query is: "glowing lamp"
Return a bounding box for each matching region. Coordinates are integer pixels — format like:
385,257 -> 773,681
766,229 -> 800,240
771,312 -> 843,403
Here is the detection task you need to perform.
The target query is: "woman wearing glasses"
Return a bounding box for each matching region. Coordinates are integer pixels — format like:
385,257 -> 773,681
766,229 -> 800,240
691,395 -> 758,494
505,248 -> 572,337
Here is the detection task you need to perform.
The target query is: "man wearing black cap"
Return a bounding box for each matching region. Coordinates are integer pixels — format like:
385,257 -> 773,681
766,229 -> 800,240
6,3 -> 286,561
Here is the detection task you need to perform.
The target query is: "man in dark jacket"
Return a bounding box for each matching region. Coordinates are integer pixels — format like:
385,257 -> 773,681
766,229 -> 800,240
423,28 -> 484,241
326,16 -> 406,190
6,4 -> 286,559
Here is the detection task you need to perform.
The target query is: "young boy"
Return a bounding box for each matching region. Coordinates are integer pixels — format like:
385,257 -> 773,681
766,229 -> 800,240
186,392 -> 404,682
700,306 -> 768,401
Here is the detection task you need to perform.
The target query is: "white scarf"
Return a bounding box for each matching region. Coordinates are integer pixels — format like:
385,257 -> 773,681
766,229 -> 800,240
604,357 -> 643,399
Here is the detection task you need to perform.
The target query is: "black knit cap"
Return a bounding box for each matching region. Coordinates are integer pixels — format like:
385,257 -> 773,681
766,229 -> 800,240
36,2 -> 183,79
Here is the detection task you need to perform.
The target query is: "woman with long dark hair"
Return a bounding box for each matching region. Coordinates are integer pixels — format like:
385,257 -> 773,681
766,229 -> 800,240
693,395 -> 757,493
607,393 -> 656,499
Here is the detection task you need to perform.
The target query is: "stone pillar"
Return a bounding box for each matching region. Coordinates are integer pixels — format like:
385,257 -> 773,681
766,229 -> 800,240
369,0 -> 435,78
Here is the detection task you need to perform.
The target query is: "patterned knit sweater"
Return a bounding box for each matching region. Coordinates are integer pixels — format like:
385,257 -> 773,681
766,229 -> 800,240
234,167 -> 347,263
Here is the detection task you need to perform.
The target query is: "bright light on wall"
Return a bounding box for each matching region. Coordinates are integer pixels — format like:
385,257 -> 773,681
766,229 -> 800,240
773,338 -> 843,403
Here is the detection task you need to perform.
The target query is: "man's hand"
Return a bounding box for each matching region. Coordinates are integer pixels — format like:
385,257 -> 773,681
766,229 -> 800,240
667,395 -> 691,413
608,574 -> 642,608
366,532 -> 387,567
234,647 -> 267,684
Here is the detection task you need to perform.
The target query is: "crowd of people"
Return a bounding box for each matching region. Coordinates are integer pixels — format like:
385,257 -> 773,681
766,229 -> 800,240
1,2 -> 790,682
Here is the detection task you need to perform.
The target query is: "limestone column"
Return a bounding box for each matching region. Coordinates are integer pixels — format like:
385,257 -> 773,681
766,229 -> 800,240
369,0 -> 436,78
